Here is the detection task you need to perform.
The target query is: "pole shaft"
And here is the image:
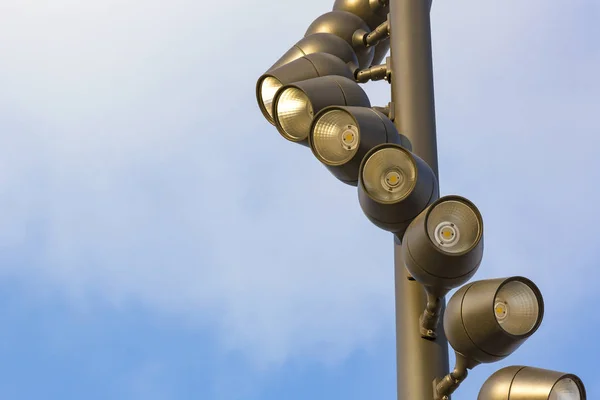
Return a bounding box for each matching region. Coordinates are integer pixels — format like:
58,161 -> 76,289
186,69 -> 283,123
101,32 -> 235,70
389,0 -> 450,399
393,238 -> 450,400
389,0 -> 439,175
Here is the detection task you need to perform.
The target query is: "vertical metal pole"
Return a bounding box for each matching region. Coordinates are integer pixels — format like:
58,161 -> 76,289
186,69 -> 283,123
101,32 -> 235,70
392,238 -> 450,400
388,0 -> 450,399
389,0 -> 439,175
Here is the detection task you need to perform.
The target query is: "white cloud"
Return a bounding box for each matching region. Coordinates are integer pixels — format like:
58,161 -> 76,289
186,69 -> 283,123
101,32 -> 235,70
0,0 -> 598,368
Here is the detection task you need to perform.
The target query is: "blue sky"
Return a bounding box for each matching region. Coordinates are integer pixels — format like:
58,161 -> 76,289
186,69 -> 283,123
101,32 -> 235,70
0,0 -> 598,398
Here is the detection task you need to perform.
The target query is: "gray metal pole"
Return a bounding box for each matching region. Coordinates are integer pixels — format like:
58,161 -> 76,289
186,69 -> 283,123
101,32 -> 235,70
388,0 -> 450,399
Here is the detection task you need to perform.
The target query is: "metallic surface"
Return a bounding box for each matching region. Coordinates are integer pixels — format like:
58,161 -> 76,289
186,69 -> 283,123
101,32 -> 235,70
402,195 -> 483,340
329,1 -> 390,66
309,106 -> 409,185
389,0 -> 438,176
444,277 -> 544,367
393,236 -> 451,400
257,53 -> 355,125
356,63 -> 389,83
478,366 -> 586,400
371,39 -> 390,66
364,19 -> 390,66
364,20 -> 390,47
434,354 -> 470,400
389,0 -> 448,397
332,0 -> 389,30
305,11 -> 374,68
357,144 -> 437,235
372,105 -> 391,117
268,33 -> 359,72
273,76 -> 371,146
402,195 -> 484,296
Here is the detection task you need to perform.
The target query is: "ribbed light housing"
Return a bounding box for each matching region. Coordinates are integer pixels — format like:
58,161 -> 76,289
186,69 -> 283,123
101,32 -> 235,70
312,109 -> 359,165
426,199 -> 481,254
362,147 -> 416,203
275,88 -> 315,141
494,280 -> 541,336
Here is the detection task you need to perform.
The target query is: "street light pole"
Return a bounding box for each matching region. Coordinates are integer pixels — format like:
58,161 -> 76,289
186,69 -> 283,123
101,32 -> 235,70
389,0 -> 438,174
256,1 -> 586,397
389,0 -> 450,399
393,239 -> 450,400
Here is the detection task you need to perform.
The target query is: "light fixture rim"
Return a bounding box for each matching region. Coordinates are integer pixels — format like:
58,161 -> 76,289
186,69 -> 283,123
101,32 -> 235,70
480,366 -> 587,400
548,373 -> 587,400
256,74 -> 281,125
491,276 -> 545,338
423,194 -> 483,256
273,84 -> 312,142
358,143 -> 418,204
309,106 -> 361,166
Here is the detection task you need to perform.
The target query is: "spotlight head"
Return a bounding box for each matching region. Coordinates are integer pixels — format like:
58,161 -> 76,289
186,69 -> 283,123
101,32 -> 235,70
273,76 -> 370,146
401,195 -> 483,295
357,143 -> 437,235
444,277 -> 544,367
309,106 -> 410,185
256,53 -> 355,125
305,11 -> 374,69
268,33 -> 360,72
479,366 -> 586,400
333,0 -> 389,30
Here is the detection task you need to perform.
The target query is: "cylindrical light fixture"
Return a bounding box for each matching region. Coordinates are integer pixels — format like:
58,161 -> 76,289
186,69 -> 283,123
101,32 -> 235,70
401,195 -> 484,339
479,366 -> 586,400
273,76 -> 370,146
332,0 -> 389,67
333,0 -> 389,31
309,106 -> 410,185
402,195 -> 484,294
357,143 -> 437,235
305,11 -> 375,68
256,53 -> 355,125
268,33 -> 360,72
444,277 -> 544,368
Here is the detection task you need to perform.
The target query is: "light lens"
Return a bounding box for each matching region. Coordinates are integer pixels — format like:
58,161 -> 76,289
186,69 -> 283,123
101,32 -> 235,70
260,77 -> 283,122
426,200 -> 481,253
312,110 -> 359,165
494,280 -> 540,336
434,222 -> 460,247
362,147 -> 416,203
494,300 -> 508,321
276,87 -> 314,141
549,378 -> 582,400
